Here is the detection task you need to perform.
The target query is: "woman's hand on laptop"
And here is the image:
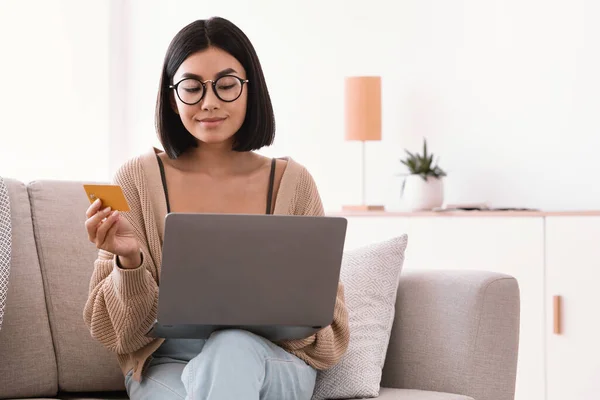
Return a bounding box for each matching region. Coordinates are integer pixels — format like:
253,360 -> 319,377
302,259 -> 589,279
85,198 -> 141,268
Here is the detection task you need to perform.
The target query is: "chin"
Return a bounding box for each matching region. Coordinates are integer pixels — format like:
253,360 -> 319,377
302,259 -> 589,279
194,131 -> 235,146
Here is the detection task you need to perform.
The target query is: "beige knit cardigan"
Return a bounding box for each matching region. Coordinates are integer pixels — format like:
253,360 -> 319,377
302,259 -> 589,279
83,148 -> 349,382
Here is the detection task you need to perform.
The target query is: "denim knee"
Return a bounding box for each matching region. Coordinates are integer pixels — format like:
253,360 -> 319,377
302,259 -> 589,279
206,329 -> 272,357
208,329 -> 263,347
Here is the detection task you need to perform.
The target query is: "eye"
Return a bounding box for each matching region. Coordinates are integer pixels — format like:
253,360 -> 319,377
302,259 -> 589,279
182,84 -> 201,93
183,87 -> 201,93
180,79 -> 202,92
216,76 -> 239,91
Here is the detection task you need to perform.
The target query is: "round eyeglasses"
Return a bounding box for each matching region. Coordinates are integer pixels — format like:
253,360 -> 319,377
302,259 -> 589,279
169,75 -> 249,105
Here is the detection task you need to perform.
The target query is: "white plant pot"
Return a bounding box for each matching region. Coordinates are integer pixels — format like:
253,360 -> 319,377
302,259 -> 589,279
401,175 -> 444,211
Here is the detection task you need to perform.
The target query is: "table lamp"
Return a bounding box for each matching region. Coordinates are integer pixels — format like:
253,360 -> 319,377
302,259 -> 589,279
343,76 -> 385,211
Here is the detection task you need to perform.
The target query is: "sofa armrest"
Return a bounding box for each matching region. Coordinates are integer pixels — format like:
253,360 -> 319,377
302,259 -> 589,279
381,270 -> 520,400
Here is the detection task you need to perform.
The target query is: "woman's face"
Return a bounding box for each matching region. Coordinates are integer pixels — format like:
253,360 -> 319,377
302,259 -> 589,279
171,46 -> 248,148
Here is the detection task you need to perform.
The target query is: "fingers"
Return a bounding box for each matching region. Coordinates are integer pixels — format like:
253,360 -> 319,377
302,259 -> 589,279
103,214 -> 120,248
95,210 -> 120,247
86,198 -> 102,218
85,205 -> 113,242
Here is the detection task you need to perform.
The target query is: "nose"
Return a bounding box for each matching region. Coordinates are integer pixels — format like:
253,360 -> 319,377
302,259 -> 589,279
201,83 -> 220,111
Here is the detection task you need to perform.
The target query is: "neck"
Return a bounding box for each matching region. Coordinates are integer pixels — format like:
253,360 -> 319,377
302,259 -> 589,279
176,140 -> 254,176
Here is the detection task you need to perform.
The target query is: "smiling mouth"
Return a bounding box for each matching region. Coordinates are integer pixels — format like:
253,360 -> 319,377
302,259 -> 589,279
197,117 -> 226,128
200,117 -> 225,122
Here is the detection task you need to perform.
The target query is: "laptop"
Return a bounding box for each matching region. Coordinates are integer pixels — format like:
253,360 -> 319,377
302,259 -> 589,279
146,212 -> 347,341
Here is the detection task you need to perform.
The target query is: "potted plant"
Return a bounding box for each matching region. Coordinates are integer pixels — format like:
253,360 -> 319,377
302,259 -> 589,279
399,138 -> 447,211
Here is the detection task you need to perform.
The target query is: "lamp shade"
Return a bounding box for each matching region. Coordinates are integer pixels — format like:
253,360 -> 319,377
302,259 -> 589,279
344,76 -> 382,141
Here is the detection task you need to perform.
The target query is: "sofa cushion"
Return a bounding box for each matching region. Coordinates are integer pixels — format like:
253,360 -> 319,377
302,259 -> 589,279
6,393 -> 129,400
58,391 -> 129,399
0,179 -> 58,399
28,180 -> 124,393
58,397 -> 129,400
347,387 -> 474,400
9,388 -> 473,400
312,235 -> 408,400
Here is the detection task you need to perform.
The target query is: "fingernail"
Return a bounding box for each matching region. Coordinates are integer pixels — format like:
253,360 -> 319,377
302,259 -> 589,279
113,211 -> 120,218
103,206 -> 111,213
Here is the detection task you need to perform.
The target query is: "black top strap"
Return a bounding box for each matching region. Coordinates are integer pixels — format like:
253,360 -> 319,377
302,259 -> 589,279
156,154 -> 171,213
265,158 -> 276,214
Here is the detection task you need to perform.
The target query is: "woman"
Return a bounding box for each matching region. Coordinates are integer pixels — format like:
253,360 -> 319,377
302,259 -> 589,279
83,16 -> 349,400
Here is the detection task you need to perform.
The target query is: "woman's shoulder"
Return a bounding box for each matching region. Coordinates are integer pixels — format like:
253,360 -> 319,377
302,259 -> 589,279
111,148 -> 163,196
279,157 -> 318,188
111,148 -> 168,221
276,156 -> 308,178
274,157 -> 323,216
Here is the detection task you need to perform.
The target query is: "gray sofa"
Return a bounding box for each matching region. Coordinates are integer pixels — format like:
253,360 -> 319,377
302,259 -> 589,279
0,178 -> 520,400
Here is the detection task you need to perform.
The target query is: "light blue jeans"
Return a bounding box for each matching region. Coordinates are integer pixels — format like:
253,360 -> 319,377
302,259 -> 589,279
125,329 -> 317,400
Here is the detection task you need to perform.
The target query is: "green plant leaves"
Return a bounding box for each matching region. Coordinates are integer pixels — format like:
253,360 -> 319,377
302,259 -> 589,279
399,138 -> 447,178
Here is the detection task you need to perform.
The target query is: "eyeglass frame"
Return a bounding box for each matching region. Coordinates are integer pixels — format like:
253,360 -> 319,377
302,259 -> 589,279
168,75 -> 249,105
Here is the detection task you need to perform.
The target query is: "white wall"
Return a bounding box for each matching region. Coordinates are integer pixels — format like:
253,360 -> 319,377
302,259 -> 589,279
4,1 -> 598,212
118,0 -> 600,212
0,0 -> 111,183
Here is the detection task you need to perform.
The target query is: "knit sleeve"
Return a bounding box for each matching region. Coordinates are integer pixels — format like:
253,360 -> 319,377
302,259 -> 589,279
83,159 -> 159,355
277,167 -> 350,370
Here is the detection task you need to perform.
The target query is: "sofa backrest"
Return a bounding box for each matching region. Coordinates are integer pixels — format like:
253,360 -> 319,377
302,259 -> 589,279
0,179 -> 58,399
0,179 -> 124,399
27,180 -> 125,392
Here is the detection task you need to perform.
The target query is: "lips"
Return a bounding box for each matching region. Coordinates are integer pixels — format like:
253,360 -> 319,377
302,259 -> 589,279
197,117 -> 226,129
200,117 -> 225,122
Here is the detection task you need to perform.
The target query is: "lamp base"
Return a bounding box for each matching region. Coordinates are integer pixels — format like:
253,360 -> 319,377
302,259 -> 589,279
341,204 -> 385,212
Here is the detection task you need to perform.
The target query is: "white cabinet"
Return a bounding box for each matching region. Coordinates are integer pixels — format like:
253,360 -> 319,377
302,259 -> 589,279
346,212 -> 600,400
342,215 -> 545,400
545,216 -> 600,400
341,212 -> 600,400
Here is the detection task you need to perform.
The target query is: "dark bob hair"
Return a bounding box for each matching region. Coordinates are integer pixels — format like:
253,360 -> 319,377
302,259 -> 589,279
155,17 -> 275,158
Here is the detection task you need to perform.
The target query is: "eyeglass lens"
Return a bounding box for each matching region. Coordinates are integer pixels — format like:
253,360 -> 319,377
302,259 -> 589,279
177,76 -> 243,103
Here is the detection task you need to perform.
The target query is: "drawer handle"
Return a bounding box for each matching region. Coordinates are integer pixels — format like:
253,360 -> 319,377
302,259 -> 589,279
553,295 -> 562,334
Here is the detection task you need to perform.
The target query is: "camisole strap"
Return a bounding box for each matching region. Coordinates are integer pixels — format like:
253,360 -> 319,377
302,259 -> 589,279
156,154 -> 171,213
266,158 -> 276,214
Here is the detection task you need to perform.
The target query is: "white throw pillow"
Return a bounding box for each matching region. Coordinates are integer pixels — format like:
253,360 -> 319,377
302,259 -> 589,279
312,235 -> 408,400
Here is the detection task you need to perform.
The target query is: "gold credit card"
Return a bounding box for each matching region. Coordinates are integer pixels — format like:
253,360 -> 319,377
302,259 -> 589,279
83,184 -> 131,212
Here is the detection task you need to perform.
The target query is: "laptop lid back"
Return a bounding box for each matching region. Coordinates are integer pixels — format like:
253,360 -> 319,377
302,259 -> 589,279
157,213 -> 347,329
